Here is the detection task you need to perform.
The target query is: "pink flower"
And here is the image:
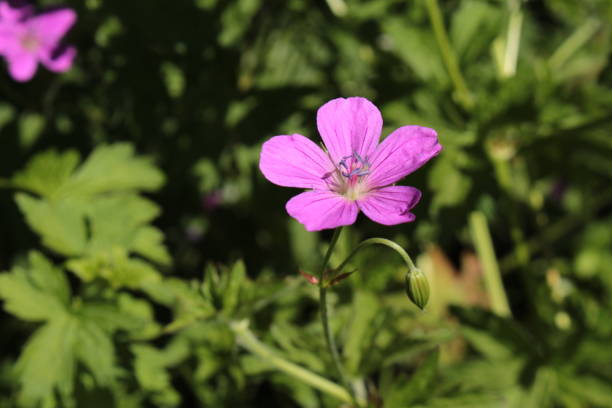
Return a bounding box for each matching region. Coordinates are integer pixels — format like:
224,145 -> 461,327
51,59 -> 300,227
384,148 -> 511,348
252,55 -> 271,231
0,1 -> 76,82
259,97 -> 442,231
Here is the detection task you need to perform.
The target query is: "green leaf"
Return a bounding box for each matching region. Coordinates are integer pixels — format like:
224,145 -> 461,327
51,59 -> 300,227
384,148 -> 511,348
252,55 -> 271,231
0,103 -> 15,130
78,302 -> 140,333
521,367 -> 556,408
559,373 -> 612,406
428,154 -> 472,214
132,226 -> 172,266
343,291 -> 380,375
288,219 -> 319,274
382,20 -> 447,85
218,0 -> 262,47
15,193 -> 87,256
74,320 -> 117,387
116,293 -> 161,336
19,113 -> 46,149
200,261 -> 250,317
12,149 -> 80,199
95,16 -> 123,47
145,278 -> 214,331
131,341 -> 190,406
11,145 -> 170,267
84,194 -> 160,253
450,0 -> 501,62
26,251 -> 71,305
383,349 -> 440,406
246,25 -> 329,89
223,260 -> 247,315
65,143 -> 165,196
269,323 -> 325,373
0,255 -> 69,322
12,143 -> 164,199
160,62 -> 185,99
15,312 -> 121,406
67,247 -> 162,289
451,307 -> 537,360
15,315 -> 78,406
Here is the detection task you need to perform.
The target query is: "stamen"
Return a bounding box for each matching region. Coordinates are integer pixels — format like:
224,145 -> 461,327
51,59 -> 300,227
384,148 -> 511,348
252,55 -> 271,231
353,151 -> 366,165
349,168 -> 370,177
20,31 -> 40,52
337,151 -> 370,179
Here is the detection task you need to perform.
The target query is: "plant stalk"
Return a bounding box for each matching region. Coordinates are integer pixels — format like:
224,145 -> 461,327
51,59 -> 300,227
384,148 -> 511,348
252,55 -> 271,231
469,212 -> 512,317
334,237 -> 418,277
501,9 -> 523,77
424,0 -> 474,109
549,18 -> 600,69
317,227 -> 357,404
230,320 -> 358,405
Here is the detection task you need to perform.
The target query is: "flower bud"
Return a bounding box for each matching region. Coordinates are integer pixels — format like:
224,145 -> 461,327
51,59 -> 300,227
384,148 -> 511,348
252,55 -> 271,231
406,268 -> 430,310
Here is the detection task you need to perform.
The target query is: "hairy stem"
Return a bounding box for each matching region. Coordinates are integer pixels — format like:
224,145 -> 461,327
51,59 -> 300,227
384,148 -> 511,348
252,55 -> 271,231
317,227 -> 358,404
230,320 -> 358,405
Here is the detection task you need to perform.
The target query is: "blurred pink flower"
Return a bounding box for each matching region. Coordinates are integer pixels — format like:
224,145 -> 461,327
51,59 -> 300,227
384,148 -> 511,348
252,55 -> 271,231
259,97 -> 442,231
0,1 -> 76,82
202,190 -> 223,212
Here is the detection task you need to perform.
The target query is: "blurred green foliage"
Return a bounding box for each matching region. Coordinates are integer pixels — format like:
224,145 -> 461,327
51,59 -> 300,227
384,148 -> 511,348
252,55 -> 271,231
2,0 -> 612,406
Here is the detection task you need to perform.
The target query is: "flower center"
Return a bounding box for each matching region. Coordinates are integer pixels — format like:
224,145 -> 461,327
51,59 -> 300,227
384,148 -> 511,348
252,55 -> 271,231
322,151 -> 371,201
20,31 -> 41,52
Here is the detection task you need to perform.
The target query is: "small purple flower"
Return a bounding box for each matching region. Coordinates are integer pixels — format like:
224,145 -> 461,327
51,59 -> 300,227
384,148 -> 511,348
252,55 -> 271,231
0,1 -> 76,82
259,97 -> 442,231
202,190 -> 223,212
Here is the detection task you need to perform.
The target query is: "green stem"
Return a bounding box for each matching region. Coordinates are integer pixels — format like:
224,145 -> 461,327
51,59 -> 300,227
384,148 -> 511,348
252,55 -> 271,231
320,228 -> 344,280
325,0 -> 348,17
500,187 -> 612,270
424,0 -> 474,109
469,212 -> 512,317
549,18 -> 600,69
501,9 -> 523,78
318,228 -> 357,404
230,320 -> 359,405
334,237 -> 418,278
491,158 -> 530,266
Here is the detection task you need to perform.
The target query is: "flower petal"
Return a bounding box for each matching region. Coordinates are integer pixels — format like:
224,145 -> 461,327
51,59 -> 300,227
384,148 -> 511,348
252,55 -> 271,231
316,96 -> 382,165
6,51 -> 38,81
367,126 -> 442,187
30,8 -> 76,46
259,134 -> 334,189
0,22 -> 23,55
0,27 -> 14,55
40,44 -> 76,72
286,190 -> 358,231
358,186 -> 421,225
0,2 -> 33,22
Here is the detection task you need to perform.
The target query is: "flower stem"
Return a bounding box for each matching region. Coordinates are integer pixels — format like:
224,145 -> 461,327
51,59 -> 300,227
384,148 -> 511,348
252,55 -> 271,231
469,212 -> 512,317
501,8 -> 523,78
317,227 -> 358,405
230,320 -> 357,405
549,17 -> 600,70
424,0 -> 474,110
334,237 -> 418,277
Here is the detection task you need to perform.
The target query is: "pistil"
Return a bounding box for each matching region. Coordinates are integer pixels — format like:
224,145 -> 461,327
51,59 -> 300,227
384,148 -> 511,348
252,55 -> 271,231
20,30 -> 40,52
322,151 -> 371,200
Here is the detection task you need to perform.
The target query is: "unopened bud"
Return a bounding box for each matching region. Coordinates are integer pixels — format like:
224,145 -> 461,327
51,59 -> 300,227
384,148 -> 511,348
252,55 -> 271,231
299,270 -> 319,285
406,268 -> 430,310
